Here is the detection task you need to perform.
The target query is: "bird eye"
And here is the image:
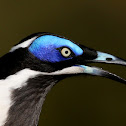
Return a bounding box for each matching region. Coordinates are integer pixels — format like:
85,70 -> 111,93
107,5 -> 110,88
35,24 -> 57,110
61,48 -> 71,57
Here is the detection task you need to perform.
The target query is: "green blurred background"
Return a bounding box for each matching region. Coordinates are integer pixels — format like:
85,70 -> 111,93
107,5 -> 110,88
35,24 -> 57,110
0,0 -> 126,126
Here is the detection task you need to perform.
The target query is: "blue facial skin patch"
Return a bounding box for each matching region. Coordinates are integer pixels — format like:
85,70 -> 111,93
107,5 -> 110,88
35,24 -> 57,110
28,35 -> 83,63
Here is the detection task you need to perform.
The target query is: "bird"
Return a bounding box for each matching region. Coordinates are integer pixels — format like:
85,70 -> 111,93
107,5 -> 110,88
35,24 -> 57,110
0,32 -> 126,126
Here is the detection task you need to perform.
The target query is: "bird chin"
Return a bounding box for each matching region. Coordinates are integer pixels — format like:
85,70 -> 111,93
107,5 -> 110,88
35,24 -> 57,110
49,64 -> 126,84
43,64 -> 126,85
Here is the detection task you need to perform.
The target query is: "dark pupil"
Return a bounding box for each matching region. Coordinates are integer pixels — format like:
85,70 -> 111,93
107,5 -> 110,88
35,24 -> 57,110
65,51 -> 69,54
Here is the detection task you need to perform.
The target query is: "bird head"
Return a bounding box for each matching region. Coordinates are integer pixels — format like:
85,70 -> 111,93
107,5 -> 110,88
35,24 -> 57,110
10,32 -> 126,84
2,32 -> 126,126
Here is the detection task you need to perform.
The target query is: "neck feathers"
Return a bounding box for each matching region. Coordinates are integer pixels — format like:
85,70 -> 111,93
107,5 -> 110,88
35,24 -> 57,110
0,69 -> 58,126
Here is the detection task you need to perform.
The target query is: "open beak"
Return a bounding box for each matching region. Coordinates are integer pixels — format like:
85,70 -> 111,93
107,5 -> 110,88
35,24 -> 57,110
76,46 -> 126,84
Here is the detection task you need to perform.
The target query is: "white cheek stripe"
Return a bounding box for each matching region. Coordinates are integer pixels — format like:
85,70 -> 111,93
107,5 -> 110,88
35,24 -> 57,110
40,66 -> 85,75
10,36 -> 37,52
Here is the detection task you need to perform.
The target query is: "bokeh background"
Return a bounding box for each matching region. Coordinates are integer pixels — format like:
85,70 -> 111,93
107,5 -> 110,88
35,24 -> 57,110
0,0 -> 126,126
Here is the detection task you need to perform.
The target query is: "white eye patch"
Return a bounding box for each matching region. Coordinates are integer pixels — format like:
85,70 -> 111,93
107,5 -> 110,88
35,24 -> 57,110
10,36 -> 37,52
61,48 -> 71,57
